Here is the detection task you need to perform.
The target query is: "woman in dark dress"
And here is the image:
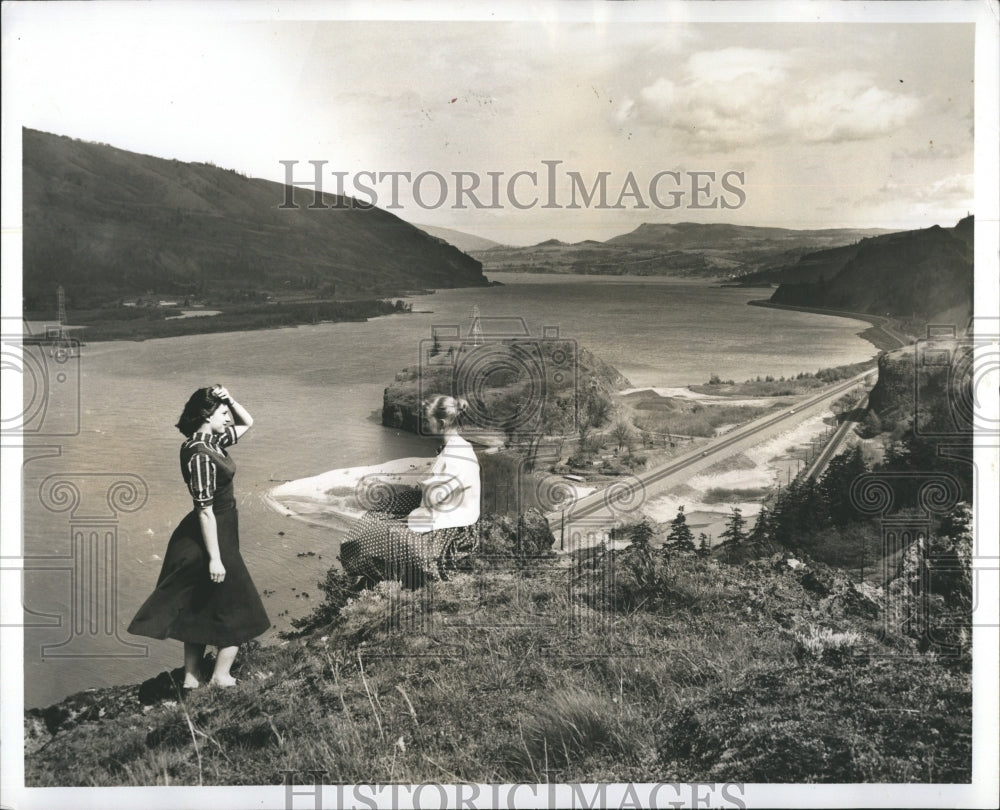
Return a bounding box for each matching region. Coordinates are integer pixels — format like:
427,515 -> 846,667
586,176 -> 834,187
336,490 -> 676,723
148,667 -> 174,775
128,385 -> 269,688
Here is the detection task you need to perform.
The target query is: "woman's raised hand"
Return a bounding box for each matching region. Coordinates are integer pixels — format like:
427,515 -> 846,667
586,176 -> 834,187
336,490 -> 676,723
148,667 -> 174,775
211,385 -> 232,402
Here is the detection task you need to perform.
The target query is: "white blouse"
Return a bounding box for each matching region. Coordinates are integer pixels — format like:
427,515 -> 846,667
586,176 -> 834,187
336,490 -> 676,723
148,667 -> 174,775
406,434 -> 481,533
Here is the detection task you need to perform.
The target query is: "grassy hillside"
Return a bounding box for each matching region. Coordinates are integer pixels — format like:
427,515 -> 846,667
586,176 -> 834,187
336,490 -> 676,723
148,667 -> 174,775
22,129 -> 488,310
25,298 -> 413,342
737,242 -> 862,286
604,222 -> 890,250
25,542 -> 971,786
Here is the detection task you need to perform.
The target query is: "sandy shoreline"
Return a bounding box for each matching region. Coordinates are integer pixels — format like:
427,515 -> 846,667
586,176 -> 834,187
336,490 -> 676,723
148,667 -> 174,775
268,456 -> 435,528
620,386 -> 789,408
267,455 -> 599,529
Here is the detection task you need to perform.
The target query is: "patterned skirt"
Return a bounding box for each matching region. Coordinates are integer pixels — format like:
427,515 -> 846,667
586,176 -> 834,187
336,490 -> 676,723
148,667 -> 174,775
340,500 -> 478,588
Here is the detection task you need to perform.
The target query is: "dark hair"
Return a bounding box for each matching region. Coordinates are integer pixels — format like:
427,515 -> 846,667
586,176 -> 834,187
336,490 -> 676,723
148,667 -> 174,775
176,387 -> 225,437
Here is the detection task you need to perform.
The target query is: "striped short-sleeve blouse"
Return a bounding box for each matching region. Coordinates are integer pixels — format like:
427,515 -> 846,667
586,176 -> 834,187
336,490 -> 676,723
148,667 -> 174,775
181,426 -> 238,508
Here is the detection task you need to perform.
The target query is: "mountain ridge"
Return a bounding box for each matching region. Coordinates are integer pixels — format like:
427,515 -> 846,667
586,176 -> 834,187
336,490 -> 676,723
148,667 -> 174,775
22,128 -> 489,309
472,221 -> 898,279
767,216 -> 973,328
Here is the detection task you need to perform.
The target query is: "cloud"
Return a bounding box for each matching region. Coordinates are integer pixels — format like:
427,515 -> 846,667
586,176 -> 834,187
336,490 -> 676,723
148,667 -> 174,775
623,51 -> 921,150
893,141 -> 970,162
622,47 -> 790,148
685,47 -> 789,86
785,72 -> 921,143
931,173 -> 974,200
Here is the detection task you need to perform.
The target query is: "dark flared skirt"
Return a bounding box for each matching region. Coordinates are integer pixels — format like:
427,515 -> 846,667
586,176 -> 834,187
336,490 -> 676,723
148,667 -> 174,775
128,507 -> 269,647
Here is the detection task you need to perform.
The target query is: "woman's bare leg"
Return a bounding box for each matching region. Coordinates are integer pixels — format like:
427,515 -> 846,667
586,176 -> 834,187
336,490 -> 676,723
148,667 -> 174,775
210,645 -> 239,686
183,642 -> 206,688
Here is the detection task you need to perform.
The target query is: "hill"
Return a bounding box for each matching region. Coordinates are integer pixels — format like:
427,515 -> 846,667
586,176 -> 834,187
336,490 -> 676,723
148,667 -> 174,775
735,242 -> 862,286
472,222 -> 894,279
768,217 -> 973,328
22,129 -> 489,309
413,223 -> 505,253
603,221 -> 890,251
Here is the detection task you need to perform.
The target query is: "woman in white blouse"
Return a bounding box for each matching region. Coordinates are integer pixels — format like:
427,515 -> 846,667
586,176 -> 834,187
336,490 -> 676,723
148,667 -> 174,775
406,395 -> 481,533
340,395 -> 481,586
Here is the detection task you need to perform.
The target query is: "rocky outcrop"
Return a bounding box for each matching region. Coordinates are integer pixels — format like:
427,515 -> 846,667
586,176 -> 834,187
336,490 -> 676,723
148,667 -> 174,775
866,339 -> 972,438
382,342 -> 629,435
772,555 -> 883,622
25,668 -> 188,757
866,349 -> 915,421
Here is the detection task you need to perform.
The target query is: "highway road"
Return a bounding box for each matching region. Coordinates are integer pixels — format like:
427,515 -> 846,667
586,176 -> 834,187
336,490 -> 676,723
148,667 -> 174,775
547,370 -> 874,542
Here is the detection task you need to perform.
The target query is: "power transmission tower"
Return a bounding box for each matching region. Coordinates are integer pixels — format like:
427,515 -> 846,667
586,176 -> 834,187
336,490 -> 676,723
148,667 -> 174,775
56,285 -> 67,334
469,305 -> 484,346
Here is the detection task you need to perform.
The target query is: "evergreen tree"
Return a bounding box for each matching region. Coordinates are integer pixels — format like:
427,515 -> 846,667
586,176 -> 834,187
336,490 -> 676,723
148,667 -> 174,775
770,477 -> 829,551
819,446 -> 868,528
627,518 -> 656,549
749,505 -> 771,553
697,532 -> 711,558
719,506 -> 748,547
665,505 -> 696,554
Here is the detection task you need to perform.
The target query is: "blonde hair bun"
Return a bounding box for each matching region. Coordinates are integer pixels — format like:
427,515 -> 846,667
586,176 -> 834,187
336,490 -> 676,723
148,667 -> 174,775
424,395 -> 467,431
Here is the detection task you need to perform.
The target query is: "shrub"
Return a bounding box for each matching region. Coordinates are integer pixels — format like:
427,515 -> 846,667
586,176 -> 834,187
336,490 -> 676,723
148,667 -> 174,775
335,580 -> 424,642
624,453 -> 647,470
792,625 -> 864,666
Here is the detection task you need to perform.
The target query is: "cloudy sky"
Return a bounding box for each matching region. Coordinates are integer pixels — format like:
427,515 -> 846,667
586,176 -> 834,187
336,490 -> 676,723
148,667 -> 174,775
2,3 -> 984,245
